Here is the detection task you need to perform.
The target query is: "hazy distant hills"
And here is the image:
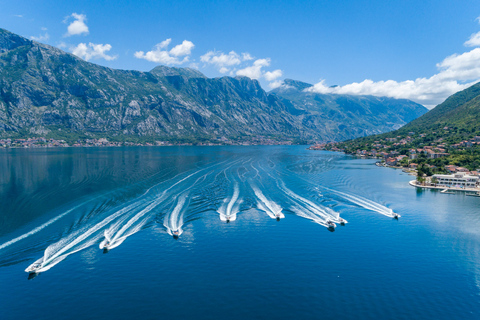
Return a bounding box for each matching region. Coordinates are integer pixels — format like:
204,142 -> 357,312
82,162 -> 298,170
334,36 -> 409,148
335,80 -> 480,148
269,79 -> 428,141
0,28 -> 428,144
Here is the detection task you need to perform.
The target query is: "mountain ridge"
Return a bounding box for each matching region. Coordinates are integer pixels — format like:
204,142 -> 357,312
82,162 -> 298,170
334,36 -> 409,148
0,28 -> 427,144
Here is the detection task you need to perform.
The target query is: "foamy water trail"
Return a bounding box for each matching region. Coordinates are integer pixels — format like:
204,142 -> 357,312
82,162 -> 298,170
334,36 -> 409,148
276,180 -> 341,228
251,184 -> 284,219
164,192 -> 190,236
2,168 -> 177,253
32,199 -> 146,272
0,204 -> 83,251
104,197 -> 165,250
218,182 -> 242,222
321,187 -> 395,217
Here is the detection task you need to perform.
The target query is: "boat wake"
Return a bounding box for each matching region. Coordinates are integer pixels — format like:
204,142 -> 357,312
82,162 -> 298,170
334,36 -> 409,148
320,187 -> 399,219
17,153 -> 404,274
251,183 -> 284,220
217,182 -> 242,222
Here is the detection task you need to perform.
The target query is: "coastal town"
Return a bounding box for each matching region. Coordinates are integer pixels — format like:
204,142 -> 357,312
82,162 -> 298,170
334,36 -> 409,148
310,131 -> 480,193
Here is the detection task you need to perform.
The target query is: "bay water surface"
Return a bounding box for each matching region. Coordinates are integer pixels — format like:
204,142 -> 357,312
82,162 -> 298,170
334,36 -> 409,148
0,146 -> 479,319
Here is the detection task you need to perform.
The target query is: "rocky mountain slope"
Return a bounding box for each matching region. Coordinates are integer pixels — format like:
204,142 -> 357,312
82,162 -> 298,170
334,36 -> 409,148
0,28 -> 427,144
269,79 -> 428,141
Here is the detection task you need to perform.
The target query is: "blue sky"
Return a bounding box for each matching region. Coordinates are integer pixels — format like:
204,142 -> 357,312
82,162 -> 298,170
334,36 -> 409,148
1,0 -> 480,107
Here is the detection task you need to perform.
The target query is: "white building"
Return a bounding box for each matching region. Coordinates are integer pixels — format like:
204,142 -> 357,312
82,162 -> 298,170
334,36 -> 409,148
432,172 -> 479,188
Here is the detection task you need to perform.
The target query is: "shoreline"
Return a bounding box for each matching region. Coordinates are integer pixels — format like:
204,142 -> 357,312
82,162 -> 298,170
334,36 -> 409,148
408,180 -> 480,193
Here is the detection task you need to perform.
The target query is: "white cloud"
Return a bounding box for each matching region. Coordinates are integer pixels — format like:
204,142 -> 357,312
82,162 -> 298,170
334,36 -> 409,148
64,13 -> 89,37
264,69 -> 283,81
57,42 -> 67,49
268,80 -> 284,89
189,62 -> 199,69
14,14 -> 23,18
200,50 -> 255,74
199,49 -> 283,87
71,43 -> 117,61
134,39 -> 194,65
465,31 -> 480,47
306,31 -> 480,109
236,58 -> 270,79
31,32 -> 49,42
242,53 -> 254,61
169,40 -> 195,57
235,58 -> 285,89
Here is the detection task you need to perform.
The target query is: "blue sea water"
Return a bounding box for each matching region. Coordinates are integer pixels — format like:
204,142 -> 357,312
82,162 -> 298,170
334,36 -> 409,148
0,146 -> 479,319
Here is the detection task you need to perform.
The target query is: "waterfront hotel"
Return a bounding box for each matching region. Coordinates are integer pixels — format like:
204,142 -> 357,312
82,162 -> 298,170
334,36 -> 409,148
432,172 -> 480,188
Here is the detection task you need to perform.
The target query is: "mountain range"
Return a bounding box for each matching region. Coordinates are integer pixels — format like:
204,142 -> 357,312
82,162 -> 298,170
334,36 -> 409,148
0,28 -> 428,144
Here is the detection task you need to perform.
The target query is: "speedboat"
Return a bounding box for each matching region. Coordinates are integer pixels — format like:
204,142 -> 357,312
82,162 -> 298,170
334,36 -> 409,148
339,218 -> 348,226
172,230 -> 180,238
100,230 -> 112,251
392,213 -> 400,220
25,259 -> 43,273
326,220 -> 336,230
99,240 -> 111,251
225,216 -> 230,223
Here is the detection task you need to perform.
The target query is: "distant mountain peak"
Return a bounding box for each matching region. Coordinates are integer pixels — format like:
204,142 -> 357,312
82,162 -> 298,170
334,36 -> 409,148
149,65 -> 207,79
282,79 -> 313,91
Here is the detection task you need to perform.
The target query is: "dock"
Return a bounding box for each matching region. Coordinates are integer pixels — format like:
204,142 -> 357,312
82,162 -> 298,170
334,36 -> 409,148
409,180 -> 480,194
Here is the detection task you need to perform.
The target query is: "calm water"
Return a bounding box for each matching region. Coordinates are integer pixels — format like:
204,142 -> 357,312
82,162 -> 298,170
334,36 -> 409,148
0,146 -> 479,319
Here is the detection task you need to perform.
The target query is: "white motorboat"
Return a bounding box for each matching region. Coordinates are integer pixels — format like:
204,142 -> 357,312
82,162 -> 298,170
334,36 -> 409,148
99,239 -> 111,250
392,213 -> 401,219
99,230 -> 112,250
25,258 -> 44,273
339,218 -> 348,225
326,220 -> 336,229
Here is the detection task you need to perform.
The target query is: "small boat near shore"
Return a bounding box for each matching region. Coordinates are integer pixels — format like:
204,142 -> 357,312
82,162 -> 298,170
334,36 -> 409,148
440,189 -> 455,194
466,192 -> 480,197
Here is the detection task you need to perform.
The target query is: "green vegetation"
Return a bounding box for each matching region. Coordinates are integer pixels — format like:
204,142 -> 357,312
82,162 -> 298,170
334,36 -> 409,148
325,81 -> 480,174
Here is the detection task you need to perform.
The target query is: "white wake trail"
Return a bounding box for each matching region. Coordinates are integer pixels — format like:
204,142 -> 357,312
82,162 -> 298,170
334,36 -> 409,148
36,200 -> 146,272
0,204 -> 83,251
218,182 -> 242,222
321,187 -> 396,217
276,180 -> 342,228
251,184 -> 284,219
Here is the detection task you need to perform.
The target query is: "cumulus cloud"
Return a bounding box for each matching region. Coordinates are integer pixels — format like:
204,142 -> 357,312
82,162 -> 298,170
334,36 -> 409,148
264,69 -> 283,81
71,43 -> 117,61
236,58 -> 271,79
465,32 -> 480,47
134,39 -> 194,65
64,13 -> 89,37
31,32 -> 49,42
200,50 -> 254,74
268,80 -> 284,89
307,32 -> 480,108
169,40 -> 195,57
